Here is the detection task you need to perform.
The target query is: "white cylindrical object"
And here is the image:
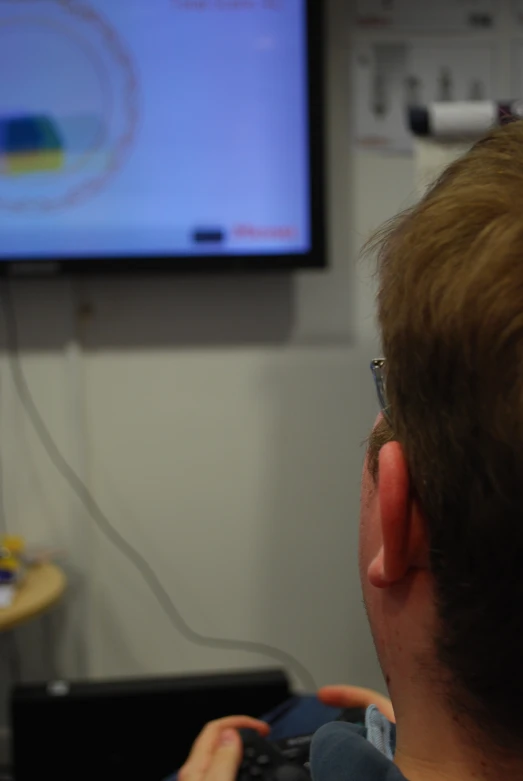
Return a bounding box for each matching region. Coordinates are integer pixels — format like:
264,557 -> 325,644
428,101 -> 498,138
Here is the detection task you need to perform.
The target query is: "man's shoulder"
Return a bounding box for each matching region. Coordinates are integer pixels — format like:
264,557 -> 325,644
310,721 -> 406,781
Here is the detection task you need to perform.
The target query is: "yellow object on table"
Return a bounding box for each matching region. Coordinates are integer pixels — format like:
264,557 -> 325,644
0,563 -> 66,632
0,534 -> 26,579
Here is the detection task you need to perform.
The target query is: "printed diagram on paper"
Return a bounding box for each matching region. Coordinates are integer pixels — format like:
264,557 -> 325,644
356,0 -> 495,31
353,41 -> 497,153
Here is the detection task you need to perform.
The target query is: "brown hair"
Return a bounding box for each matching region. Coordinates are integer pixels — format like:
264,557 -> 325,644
368,120 -> 523,750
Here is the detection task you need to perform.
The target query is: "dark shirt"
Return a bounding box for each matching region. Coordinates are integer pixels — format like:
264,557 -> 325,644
310,722 -> 408,781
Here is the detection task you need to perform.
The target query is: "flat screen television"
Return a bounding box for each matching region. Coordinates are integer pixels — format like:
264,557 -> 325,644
0,0 -> 325,275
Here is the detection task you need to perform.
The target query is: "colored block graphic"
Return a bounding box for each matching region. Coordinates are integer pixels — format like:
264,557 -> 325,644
0,115 -> 64,175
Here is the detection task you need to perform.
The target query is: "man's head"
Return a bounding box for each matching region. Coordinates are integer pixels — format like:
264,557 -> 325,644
360,120 -> 523,753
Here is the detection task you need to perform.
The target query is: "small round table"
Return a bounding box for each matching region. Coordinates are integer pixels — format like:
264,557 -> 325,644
0,563 -> 66,632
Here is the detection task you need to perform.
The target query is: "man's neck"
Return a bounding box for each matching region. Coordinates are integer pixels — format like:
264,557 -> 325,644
392,691 -> 523,781
394,741 -> 483,781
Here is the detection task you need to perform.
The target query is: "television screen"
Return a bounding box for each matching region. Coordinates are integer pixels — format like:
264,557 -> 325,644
0,0 -> 325,274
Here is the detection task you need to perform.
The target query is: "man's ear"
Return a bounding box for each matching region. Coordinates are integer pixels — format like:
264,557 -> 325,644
368,442 -> 428,589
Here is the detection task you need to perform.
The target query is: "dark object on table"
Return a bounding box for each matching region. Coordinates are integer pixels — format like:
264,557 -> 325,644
11,668 -> 290,781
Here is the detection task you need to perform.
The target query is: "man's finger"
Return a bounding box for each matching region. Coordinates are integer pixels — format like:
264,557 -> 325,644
318,685 -> 395,722
182,716 -> 270,779
206,729 -> 243,781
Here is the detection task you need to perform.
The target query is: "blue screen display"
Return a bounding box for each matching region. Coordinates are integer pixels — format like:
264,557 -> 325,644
0,0 -> 312,263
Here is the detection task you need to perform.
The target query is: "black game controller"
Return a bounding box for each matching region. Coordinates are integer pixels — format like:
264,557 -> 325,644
239,708 -> 366,781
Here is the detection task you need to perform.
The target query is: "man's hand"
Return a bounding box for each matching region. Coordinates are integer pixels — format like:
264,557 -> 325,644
318,685 -> 395,723
179,716 -> 270,781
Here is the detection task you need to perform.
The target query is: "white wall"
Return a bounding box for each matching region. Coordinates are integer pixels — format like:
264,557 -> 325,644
0,0 -> 420,733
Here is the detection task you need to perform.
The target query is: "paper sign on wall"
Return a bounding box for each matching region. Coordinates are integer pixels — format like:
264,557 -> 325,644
356,0 -> 495,31
353,41 -> 497,154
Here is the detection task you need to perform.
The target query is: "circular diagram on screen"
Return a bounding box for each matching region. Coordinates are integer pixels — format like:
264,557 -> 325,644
0,0 -> 138,212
